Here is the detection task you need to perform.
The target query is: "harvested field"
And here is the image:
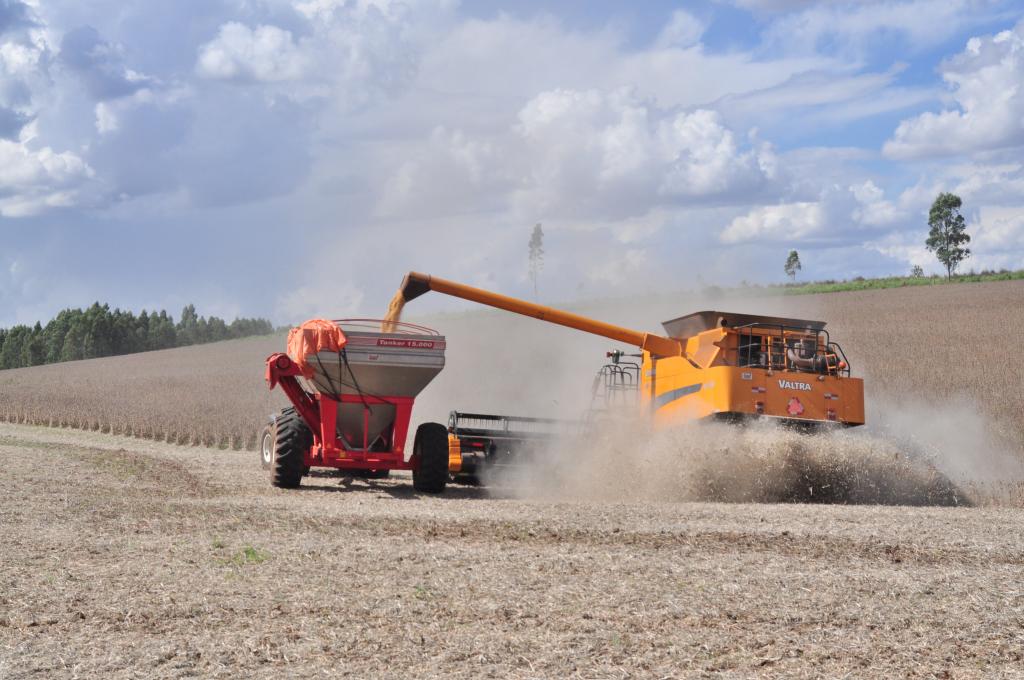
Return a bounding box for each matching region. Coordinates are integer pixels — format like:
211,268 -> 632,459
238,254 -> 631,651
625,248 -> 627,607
1,422 -> 1023,678
3,280 -> 1024,677
0,334 -> 288,450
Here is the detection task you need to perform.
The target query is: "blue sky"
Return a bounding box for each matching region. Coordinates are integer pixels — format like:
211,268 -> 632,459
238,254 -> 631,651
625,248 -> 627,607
2,0 -> 1024,327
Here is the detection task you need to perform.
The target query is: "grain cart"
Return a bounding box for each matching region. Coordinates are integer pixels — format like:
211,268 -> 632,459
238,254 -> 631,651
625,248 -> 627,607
263,319 -> 453,492
396,272 -> 866,478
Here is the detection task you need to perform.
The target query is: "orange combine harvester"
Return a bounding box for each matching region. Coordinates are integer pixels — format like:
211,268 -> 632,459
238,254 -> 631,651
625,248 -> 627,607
400,272 -> 865,427
263,271 -> 864,493
399,272 -> 865,486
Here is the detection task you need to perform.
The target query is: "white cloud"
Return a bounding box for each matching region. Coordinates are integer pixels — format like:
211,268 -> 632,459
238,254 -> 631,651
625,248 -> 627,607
971,205 -> 1024,261
721,201 -> 824,243
94,102 -> 118,133
196,23 -> 310,82
654,10 -> 706,49
373,125 -> 511,218
851,180 -> 901,226
511,89 -> 778,219
58,26 -> 157,100
864,233 -> 935,271
721,180 -> 905,244
0,132 -> 94,216
370,88 -> 781,224
759,0 -> 1011,56
584,247 -> 649,285
275,281 -> 365,323
884,21 -> 1024,158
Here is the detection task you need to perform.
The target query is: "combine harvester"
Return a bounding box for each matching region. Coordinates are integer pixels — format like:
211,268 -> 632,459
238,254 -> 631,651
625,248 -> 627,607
263,272 -> 864,492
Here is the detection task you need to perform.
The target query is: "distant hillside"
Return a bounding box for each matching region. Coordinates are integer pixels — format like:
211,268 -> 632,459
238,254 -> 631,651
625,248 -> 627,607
759,268 -> 1024,296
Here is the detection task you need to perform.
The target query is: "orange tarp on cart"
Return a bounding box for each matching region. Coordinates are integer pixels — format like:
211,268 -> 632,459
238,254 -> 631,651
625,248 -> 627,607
286,319 -> 347,378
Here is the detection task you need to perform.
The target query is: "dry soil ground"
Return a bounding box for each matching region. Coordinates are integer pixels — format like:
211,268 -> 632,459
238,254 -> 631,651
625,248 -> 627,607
2,422 -> 1023,678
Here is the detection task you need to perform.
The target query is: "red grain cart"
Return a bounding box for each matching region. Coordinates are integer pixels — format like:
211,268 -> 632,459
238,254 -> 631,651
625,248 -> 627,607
261,319 -> 451,492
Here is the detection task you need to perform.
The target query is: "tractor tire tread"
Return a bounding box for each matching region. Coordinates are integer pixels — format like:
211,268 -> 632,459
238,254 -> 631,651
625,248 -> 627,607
270,408 -> 311,489
412,422 -> 449,493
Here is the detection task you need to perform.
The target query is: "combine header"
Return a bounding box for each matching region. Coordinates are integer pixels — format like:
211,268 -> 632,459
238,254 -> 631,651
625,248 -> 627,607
262,272 -> 865,492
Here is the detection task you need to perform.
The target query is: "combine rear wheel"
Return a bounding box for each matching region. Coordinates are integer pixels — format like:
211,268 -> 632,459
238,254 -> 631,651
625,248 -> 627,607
271,409 -> 311,489
412,422 -> 448,493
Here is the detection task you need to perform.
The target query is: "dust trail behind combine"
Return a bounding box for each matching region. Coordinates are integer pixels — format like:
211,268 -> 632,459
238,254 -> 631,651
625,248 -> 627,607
483,419 -> 961,506
405,284 -> 1024,507
484,408 -> 1024,507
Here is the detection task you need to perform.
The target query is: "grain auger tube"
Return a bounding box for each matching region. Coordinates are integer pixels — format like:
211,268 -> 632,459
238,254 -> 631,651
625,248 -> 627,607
399,272 -> 683,357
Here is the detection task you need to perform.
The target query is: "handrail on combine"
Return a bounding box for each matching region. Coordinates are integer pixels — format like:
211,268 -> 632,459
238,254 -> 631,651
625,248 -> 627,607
733,322 -> 851,377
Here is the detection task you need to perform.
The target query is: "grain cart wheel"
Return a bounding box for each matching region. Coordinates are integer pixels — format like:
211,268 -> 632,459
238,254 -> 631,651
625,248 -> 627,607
271,409 -> 311,489
412,422 -> 448,493
259,425 -> 274,470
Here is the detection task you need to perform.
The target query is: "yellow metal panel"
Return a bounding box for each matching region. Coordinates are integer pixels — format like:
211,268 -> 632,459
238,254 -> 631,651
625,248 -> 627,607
447,434 -> 462,473
643,357 -> 866,427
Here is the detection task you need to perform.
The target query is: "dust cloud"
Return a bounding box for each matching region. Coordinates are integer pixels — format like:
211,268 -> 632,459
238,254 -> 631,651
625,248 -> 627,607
402,285 -> 1023,507
482,417 -> 969,506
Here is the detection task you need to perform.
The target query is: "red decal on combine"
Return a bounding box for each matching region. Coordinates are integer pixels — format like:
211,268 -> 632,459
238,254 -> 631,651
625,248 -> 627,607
787,397 -> 805,416
376,338 -> 436,349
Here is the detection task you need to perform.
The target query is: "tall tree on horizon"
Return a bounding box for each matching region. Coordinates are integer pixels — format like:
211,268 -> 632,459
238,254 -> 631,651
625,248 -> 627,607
926,192 -> 971,279
784,250 -> 802,282
528,223 -> 544,300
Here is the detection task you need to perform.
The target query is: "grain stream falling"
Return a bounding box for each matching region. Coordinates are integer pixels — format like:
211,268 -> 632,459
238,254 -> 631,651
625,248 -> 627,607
380,289 -> 406,333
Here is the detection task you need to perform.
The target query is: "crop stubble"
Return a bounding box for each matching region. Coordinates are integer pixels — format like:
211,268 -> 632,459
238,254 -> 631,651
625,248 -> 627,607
0,423 -> 1023,678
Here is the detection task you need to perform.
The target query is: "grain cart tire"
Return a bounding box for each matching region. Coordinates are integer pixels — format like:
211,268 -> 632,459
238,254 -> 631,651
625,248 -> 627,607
412,422 -> 448,493
271,409 -> 311,489
259,425 -> 274,469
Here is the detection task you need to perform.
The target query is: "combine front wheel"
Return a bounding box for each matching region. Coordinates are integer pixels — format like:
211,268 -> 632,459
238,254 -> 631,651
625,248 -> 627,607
271,409 -> 311,489
412,422 -> 448,493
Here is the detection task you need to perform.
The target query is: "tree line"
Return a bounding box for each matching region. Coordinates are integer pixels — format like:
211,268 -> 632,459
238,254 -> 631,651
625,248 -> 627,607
0,303 -> 274,370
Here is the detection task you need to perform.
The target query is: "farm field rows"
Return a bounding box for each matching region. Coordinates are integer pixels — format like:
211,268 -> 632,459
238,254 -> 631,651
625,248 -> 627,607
1,422 -> 1023,678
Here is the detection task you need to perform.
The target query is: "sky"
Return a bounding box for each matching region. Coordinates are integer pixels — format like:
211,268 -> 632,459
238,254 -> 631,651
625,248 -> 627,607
1,0 -> 1023,327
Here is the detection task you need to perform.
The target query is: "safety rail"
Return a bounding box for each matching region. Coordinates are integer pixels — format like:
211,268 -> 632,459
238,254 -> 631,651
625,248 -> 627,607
448,411 -> 579,439
733,323 -> 851,377
334,318 -> 440,335
590,360 -> 641,409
